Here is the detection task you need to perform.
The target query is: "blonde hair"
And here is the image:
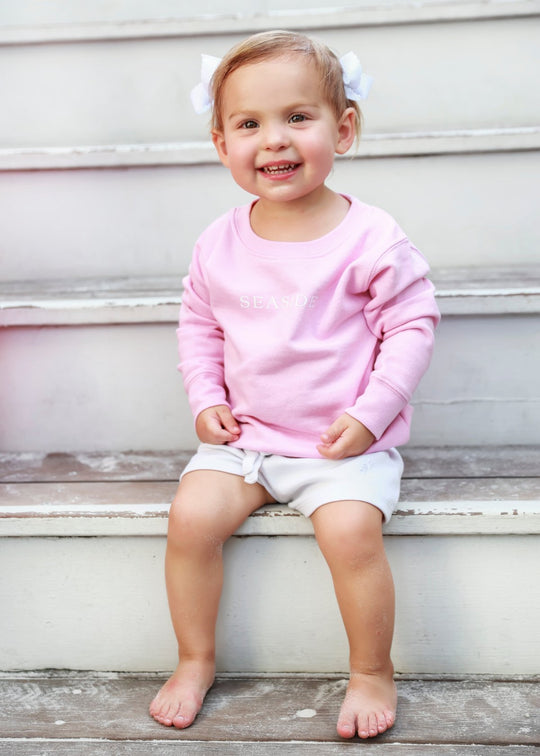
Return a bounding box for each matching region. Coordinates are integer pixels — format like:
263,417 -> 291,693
210,30 -> 362,139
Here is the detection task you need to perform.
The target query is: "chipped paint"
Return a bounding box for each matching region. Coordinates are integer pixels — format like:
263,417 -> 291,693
295,708 -> 317,718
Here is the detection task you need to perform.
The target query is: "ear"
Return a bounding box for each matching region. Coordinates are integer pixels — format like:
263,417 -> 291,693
211,129 -> 230,167
335,107 -> 357,155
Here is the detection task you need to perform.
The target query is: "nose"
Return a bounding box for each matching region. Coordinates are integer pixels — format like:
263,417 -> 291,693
262,120 -> 290,151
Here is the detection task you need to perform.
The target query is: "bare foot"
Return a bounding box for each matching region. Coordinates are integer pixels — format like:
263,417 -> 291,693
149,659 -> 215,729
337,667 -> 397,739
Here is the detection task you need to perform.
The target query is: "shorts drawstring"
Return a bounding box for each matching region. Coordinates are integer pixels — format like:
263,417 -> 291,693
242,450 -> 266,484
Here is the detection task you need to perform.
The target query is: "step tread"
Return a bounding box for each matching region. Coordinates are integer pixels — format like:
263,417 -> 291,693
0,673 -> 537,749
5,0 -> 540,46
1,265 -> 540,325
3,127 -> 540,171
1,447 -> 539,536
2,446 -> 539,482
3,746 -> 536,756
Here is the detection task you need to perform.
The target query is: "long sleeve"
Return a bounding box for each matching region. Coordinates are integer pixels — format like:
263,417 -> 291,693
177,245 -> 230,420
346,241 -> 440,440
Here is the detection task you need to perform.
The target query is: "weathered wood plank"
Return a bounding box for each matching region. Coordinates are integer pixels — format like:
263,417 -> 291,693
2,477 -> 539,513
1,741 -> 538,755
1,446 -> 539,484
1,479 -> 539,537
2,267 -> 540,325
400,446 -> 540,479
0,451 -> 190,484
0,676 -> 537,746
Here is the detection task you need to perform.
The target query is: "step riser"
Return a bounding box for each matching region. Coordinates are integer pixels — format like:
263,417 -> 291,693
1,533 -> 538,674
2,151 -> 540,280
5,0 -> 540,32
1,315 -> 538,451
2,17 -> 538,148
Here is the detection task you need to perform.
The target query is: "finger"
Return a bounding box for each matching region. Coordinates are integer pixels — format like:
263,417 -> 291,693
320,418 -> 347,446
317,435 -> 350,460
215,407 -> 240,436
317,443 -> 346,460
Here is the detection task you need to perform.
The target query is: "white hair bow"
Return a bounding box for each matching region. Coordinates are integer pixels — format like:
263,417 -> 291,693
190,54 -> 221,114
190,50 -> 372,114
339,51 -> 373,101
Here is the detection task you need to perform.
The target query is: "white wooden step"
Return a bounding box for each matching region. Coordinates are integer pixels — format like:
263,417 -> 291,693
0,265 -> 536,320
1,267 -> 539,327
1,446 -> 539,537
1,268 -> 539,451
0,672 -> 538,753
4,0 -> 540,39
1,447 -> 539,675
3,128 -> 540,171
1,11 -> 538,147
2,148 -> 539,279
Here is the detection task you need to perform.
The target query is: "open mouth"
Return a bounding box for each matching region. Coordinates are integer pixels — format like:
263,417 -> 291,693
260,163 -> 300,175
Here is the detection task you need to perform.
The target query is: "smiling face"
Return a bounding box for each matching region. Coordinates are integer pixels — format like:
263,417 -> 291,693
211,56 -> 356,211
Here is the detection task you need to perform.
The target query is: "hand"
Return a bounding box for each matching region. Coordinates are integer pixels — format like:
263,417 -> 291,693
317,413 -> 375,460
195,405 -> 241,445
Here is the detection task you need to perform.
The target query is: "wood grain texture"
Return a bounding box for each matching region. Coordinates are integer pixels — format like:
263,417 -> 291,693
2,447 -> 539,537
1,741 -> 539,755
2,477 -> 538,513
0,675 -> 537,746
2,447 -> 539,483
1,267 -> 540,326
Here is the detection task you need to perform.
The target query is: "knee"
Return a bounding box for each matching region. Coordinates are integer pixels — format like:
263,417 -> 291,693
315,505 -> 385,570
167,493 -> 224,554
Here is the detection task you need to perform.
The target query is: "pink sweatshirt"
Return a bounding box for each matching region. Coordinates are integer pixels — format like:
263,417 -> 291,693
178,195 -> 440,458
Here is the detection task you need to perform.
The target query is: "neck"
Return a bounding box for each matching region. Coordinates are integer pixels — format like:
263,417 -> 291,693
250,188 -> 350,242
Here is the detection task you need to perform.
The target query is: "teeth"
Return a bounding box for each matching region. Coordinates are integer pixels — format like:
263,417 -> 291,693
262,164 -> 296,174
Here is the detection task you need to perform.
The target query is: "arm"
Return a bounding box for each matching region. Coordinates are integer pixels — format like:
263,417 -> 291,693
319,242 -> 440,459
178,246 -> 240,442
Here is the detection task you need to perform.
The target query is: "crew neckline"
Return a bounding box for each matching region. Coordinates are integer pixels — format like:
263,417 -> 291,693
234,194 -> 360,258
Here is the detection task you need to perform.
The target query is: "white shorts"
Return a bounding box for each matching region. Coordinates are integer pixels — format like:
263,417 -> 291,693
181,443 -> 403,523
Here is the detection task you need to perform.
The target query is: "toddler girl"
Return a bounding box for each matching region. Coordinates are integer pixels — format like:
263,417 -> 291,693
150,29 -> 440,740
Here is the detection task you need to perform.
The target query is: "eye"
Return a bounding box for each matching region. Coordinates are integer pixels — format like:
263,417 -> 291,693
240,120 -> 259,129
289,113 -> 307,124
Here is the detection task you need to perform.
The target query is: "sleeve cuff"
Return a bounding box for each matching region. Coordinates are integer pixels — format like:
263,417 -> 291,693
346,377 -> 408,440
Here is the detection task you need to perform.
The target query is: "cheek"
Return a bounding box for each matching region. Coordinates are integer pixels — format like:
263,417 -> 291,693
227,141 -> 253,168
304,139 -> 336,173
301,130 -> 336,157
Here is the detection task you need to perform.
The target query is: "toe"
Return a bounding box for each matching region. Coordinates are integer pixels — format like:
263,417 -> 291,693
149,694 -> 162,717
376,710 -> 389,733
368,712 -> 379,737
149,700 -> 165,724
154,711 -> 171,726
336,710 -> 356,739
172,699 -> 199,729
357,713 -> 370,739
163,702 -> 180,726
159,698 -> 180,726
384,708 -> 396,729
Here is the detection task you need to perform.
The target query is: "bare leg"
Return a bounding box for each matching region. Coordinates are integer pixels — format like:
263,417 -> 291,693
150,469 -> 273,728
311,500 -> 397,739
